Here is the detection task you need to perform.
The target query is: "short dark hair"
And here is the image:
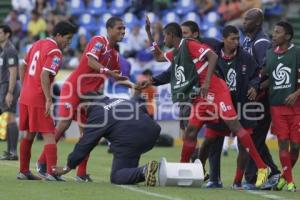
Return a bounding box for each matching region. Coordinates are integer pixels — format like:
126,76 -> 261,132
163,22 -> 182,38
106,16 -> 123,29
0,25 -> 12,38
181,21 -> 200,34
222,25 -> 239,38
142,69 -> 153,76
52,20 -> 77,37
276,21 -> 294,41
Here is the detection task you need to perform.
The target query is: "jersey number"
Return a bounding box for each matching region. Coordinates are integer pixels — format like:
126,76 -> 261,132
29,51 -> 40,76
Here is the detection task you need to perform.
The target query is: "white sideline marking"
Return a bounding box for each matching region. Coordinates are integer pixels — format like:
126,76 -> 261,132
118,185 -> 184,200
2,162 -> 183,200
246,190 -> 293,200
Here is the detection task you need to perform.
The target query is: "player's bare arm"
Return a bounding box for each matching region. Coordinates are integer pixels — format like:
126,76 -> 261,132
6,66 -> 17,107
87,55 -> 107,72
201,50 -> 218,98
40,70 -> 53,116
145,15 -> 166,62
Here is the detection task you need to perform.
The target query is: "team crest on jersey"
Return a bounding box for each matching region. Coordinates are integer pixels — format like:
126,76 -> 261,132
64,102 -> 72,109
50,56 -> 61,70
199,48 -> 204,54
226,68 -> 237,91
91,42 -> 103,54
207,92 -> 215,103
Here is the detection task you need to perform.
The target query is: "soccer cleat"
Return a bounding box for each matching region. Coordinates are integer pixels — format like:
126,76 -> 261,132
206,181 -> 223,188
36,162 -> 47,178
242,182 -> 257,190
75,174 -> 93,182
17,171 -> 42,180
261,173 -> 281,190
255,167 -> 270,188
45,174 -> 66,182
231,182 -> 243,190
144,160 -> 159,186
0,151 -> 18,161
287,182 -> 296,192
275,177 -> 287,191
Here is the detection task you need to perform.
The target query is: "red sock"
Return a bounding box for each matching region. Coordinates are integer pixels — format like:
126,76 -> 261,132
290,151 -> 299,168
234,168 -> 244,184
279,149 -> 293,183
44,144 -> 57,175
77,154 -> 89,177
38,149 -> 46,164
235,128 -> 266,169
19,138 -> 33,173
180,140 -> 197,163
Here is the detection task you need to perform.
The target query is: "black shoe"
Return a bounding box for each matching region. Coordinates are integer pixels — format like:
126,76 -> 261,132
17,171 -> 42,180
75,174 -> 93,182
0,151 -> 18,160
9,153 -> 18,160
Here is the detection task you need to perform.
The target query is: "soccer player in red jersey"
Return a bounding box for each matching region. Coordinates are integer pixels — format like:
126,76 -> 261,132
17,20 -> 77,180
143,18 -> 269,188
37,17 -> 134,182
263,21 -> 300,192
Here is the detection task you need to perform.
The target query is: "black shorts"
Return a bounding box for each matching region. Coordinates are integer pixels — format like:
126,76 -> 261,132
0,82 -> 20,113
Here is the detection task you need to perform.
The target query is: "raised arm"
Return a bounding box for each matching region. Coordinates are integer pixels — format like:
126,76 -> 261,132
145,15 -> 166,62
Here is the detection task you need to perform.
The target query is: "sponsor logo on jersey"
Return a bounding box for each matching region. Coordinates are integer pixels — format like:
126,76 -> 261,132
272,63 -> 292,89
50,56 -> 61,70
91,42 -> 103,54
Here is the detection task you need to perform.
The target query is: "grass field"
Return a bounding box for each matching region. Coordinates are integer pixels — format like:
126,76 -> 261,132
0,141 -> 299,200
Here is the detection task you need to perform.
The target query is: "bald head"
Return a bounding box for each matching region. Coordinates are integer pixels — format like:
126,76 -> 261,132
243,8 -> 264,34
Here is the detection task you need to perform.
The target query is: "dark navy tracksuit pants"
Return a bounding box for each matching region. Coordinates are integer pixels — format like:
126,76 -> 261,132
67,99 -> 161,184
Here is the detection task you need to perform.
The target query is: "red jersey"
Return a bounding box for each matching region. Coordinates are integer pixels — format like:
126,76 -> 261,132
19,38 -> 62,107
164,40 -> 226,92
65,36 -> 120,96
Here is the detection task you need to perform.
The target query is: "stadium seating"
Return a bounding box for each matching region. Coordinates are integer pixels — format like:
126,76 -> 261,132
175,0 -> 196,15
162,11 -> 180,25
123,12 -> 140,29
182,12 -> 201,26
78,13 -> 98,33
70,0 -> 86,16
88,0 -> 108,16
110,0 -> 130,16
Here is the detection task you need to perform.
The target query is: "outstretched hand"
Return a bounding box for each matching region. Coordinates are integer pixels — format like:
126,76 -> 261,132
106,70 -> 128,81
52,166 -> 70,176
136,80 -> 153,90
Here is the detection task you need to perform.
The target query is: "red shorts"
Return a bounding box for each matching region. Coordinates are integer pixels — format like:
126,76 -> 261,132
58,83 -> 87,124
270,106 -> 300,143
204,127 -> 253,138
189,85 -> 237,128
19,103 -> 55,133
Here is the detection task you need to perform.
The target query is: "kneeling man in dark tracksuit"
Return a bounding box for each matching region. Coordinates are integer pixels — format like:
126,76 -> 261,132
53,95 -> 161,186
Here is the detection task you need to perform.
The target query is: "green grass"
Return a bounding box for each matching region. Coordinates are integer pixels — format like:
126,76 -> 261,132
0,141 -> 299,200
